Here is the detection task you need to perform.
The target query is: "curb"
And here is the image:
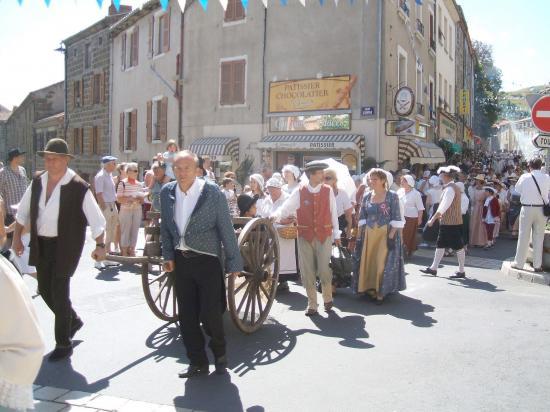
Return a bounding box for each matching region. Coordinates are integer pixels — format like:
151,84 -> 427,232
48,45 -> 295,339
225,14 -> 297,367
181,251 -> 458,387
500,261 -> 550,286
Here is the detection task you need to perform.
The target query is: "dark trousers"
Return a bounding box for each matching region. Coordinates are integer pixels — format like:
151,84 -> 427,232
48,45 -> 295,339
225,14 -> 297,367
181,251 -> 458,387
36,237 -> 79,348
174,251 -> 226,366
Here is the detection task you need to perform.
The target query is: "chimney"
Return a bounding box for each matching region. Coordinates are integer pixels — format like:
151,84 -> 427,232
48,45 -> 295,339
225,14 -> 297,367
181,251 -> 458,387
108,2 -> 133,16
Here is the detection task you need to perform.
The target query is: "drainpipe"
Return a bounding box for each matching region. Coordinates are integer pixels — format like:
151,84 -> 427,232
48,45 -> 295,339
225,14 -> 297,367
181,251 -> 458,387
376,0 -> 383,163
178,7 -> 185,149
108,33 -> 114,155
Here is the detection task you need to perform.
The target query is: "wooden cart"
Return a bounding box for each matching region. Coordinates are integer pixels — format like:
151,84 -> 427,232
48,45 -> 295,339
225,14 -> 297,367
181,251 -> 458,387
106,212 -> 280,334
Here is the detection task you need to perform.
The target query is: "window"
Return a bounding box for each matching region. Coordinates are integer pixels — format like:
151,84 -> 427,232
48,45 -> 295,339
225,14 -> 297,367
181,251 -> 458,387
92,74 -> 101,105
147,97 -> 168,142
130,28 -> 139,67
443,17 -> 448,52
84,43 -> 91,69
429,10 -> 435,49
397,46 -> 407,87
120,110 -> 137,152
429,76 -> 435,114
73,79 -> 83,108
92,126 -> 100,155
449,84 -> 453,112
415,1 -> 422,22
73,128 -> 84,155
121,33 -> 127,70
156,11 -> 170,55
416,64 -> 423,105
448,24 -> 453,57
220,59 -> 246,105
438,73 -> 442,103
98,36 -> 103,46
155,99 -> 162,140
224,0 -> 245,23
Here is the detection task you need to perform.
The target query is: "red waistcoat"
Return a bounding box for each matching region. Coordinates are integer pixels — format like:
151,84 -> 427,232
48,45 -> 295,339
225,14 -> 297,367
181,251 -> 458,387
296,184 -> 333,243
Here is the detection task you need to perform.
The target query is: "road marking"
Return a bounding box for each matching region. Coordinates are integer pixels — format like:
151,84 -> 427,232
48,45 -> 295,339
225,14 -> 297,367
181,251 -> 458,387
536,110 -> 550,118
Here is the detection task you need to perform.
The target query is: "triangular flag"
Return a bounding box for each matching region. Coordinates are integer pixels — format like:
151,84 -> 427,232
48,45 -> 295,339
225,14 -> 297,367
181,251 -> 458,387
160,0 -> 169,10
45,0 -> 51,6
334,0 -> 339,6
219,0 -> 228,10
177,0 -> 189,12
298,0 -> 305,6
280,0 -> 287,5
17,0 -> 23,5
416,0 -> 423,4
113,0 -> 120,12
199,0 -> 208,10
261,0 -> 268,7
241,0 -> 248,9
96,0 -> 103,8
319,0 -> 324,5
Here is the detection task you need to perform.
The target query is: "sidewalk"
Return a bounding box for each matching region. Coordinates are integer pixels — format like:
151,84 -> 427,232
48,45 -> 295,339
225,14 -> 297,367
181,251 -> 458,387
33,385 -> 188,412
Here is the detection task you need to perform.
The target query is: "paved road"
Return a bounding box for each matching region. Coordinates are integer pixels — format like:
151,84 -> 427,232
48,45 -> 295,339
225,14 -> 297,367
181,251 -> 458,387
28,234 -> 550,411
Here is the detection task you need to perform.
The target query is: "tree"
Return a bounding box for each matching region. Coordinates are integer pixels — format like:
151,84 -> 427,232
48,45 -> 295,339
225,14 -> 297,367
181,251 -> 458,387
473,41 -> 503,138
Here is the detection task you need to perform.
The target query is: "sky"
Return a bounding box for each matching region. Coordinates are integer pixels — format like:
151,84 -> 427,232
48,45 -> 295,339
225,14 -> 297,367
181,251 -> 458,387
1,0 -> 549,110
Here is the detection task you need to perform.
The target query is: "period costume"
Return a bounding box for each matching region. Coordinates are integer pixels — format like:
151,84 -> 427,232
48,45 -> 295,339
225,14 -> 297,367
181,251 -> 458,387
354,189 -> 406,298
282,164 -> 301,194
15,139 -> 105,361
482,188 -> 500,247
469,176 -> 488,247
160,178 -> 242,376
397,175 -> 425,256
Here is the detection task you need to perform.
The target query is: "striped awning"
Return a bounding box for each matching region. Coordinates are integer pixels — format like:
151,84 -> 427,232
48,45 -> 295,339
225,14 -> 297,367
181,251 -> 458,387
258,134 -> 365,155
189,137 -> 239,161
398,138 -> 446,165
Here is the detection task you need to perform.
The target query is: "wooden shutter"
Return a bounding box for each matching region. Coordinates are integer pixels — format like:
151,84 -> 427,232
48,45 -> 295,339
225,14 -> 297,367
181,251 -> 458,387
79,78 -> 85,107
90,75 -> 95,106
121,33 -> 127,70
162,8 -> 170,53
160,97 -> 168,142
132,26 -> 139,67
148,15 -> 154,57
224,0 -> 234,21
119,112 -> 124,151
233,60 -> 245,104
176,53 -> 180,76
235,0 -> 245,20
220,61 -> 232,105
73,81 -> 77,109
100,71 -> 106,103
130,109 -> 138,151
146,100 -> 152,143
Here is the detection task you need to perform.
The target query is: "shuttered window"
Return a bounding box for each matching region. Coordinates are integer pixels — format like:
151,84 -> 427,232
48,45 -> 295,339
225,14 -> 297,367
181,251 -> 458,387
130,27 -> 139,67
220,59 -> 246,106
120,111 -> 138,152
91,126 -> 100,155
121,33 -> 127,70
224,0 -> 245,23
92,74 -> 101,105
73,128 -> 84,155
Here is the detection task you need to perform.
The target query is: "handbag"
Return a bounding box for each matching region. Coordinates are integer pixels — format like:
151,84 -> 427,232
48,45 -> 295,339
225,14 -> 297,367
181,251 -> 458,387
531,175 -> 550,217
330,245 -> 353,288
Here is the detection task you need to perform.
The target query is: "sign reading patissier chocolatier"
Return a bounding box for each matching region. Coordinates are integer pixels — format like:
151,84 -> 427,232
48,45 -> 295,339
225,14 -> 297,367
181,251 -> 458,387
269,75 -> 356,113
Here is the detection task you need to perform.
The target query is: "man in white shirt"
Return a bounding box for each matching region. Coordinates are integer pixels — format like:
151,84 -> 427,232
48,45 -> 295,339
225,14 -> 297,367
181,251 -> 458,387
274,161 -> 341,316
512,158 -> 550,272
13,138 -> 106,362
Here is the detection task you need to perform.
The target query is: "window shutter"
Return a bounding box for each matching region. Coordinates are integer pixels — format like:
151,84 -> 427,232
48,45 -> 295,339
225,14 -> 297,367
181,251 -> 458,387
146,100 -> 152,143
100,71 -> 106,103
148,15 -> 154,58
220,61 -> 232,105
160,97 -> 168,141
225,0 -> 234,21
121,33 -> 127,70
80,78 -> 85,107
233,60 -> 245,104
90,75 -> 95,106
131,109 -> 138,151
236,0 -> 245,20
176,53 -> 180,76
119,112 -> 124,151
73,81 -> 77,109
162,8 -> 170,53
132,26 -> 139,66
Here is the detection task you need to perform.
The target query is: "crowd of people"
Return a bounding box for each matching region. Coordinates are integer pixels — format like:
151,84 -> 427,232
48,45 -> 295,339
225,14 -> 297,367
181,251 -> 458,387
2,136 -> 549,407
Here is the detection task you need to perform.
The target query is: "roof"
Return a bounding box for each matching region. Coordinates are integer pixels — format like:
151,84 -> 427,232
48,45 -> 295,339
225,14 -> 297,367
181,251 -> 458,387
34,111 -> 64,126
0,104 -> 11,121
110,0 -> 162,36
64,13 -> 129,44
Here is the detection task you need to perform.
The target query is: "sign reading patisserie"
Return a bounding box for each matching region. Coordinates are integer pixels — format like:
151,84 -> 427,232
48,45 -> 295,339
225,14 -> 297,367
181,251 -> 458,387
268,75 -> 356,113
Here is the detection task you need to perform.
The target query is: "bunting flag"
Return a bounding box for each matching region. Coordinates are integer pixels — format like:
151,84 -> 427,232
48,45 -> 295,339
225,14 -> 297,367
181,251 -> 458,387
112,0 -> 120,12
160,0 -> 169,10
44,0 -> 51,6
17,0 -> 23,5
298,0 -> 305,6
416,0 -> 423,4
198,0 -> 208,10
219,0 -> 228,10
241,0 -> 248,9
280,0 -> 287,6
261,0 -> 268,7
177,0 -> 189,12
96,0 -> 103,9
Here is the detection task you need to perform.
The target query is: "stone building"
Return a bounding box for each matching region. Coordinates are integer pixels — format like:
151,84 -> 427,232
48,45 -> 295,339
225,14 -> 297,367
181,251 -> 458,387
33,112 -> 65,173
5,82 -> 64,174
0,105 -> 11,163
63,5 -> 131,182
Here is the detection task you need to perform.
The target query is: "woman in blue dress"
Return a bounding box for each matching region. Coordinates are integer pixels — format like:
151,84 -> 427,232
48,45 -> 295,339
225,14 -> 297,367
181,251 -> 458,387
354,169 -> 406,304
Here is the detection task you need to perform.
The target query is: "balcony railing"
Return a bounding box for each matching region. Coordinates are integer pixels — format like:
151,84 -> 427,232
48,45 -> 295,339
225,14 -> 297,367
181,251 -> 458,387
399,0 -> 410,17
416,19 -> 424,36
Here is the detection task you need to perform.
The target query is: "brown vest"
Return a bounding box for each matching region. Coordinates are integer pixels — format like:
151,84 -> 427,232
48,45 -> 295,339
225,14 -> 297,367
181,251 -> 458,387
296,184 -> 333,243
441,183 -> 463,226
29,173 -> 90,276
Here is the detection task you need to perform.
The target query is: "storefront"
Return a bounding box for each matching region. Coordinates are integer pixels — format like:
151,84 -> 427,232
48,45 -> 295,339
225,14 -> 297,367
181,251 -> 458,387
189,136 -> 240,175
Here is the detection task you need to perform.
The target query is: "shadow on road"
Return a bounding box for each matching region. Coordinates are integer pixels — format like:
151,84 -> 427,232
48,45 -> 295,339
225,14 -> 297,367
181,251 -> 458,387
448,277 -> 505,292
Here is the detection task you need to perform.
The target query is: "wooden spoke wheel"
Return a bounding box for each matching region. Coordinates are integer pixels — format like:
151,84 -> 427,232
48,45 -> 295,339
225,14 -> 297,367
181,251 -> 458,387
141,263 -> 178,322
228,218 -> 280,334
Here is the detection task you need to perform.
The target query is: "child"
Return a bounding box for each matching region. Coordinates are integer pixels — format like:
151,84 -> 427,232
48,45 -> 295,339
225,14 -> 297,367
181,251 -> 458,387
482,187 -> 500,250
160,139 -> 179,180
237,194 -> 258,218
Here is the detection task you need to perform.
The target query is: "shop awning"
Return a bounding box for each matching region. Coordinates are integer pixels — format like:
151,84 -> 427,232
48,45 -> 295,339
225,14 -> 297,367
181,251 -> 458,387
189,137 -> 239,161
398,138 -> 446,165
258,134 -> 365,154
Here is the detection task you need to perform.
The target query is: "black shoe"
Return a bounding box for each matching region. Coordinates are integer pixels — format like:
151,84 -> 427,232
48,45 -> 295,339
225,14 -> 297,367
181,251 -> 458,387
450,272 -> 466,279
277,281 -> 289,292
48,346 -> 73,362
215,356 -> 228,375
70,318 -> 84,339
178,365 -> 209,379
420,268 -> 437,276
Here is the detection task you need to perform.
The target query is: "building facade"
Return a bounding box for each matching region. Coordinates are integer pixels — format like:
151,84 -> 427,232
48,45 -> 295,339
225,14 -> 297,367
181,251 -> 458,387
0,105 -> 11,163
33,112 -> 65,172
110,0 -> 182,175
63,6 -> 130,182
5,82 -> 64,174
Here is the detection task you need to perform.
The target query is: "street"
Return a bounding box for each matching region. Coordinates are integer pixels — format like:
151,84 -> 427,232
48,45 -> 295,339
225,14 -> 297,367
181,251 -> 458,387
29,232 -> 550,412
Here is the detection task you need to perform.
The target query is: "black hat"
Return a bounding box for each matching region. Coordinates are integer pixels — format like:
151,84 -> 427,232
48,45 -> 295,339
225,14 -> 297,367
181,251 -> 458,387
7,148 -> 25,161
303,160 -> 329,173
237,194 -> 258,217
37,138 -> 74,158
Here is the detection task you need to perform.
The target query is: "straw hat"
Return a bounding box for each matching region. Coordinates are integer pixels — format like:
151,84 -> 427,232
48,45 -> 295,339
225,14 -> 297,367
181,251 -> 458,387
474,174 -> 486,182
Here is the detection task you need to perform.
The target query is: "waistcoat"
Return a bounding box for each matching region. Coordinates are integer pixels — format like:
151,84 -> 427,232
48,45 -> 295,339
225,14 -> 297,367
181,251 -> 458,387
296,184 -> 333,243
441,183 -> 463,226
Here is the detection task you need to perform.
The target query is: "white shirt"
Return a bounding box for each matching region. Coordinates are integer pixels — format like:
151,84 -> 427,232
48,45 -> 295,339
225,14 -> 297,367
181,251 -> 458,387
397,188 -> 425,218
262,191 -> 289,217
435,182 -> 456,216
484,196 -> 496,224
334,189 -> 353,217
175,177 -> 205,250
274,183 -> 341,240
460,193 -> 470,215
515,170 -> 550,205
16,168 -> 105,239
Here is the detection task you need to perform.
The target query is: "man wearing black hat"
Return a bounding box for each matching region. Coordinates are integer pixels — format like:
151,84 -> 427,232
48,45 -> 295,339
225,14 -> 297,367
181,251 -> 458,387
13,138 -> 107,361
274,160 -> 341,316
0,148 -> 28,228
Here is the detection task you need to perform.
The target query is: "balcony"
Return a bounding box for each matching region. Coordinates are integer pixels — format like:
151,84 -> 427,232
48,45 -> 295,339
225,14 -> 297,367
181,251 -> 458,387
416,19 -> 425,37
416,102 -> 425,116
398,0 -> 410,21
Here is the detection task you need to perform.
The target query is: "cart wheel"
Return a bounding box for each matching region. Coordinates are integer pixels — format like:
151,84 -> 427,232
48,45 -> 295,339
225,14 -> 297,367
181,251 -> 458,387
228,218 -> 280,334
141,262 -> 178,322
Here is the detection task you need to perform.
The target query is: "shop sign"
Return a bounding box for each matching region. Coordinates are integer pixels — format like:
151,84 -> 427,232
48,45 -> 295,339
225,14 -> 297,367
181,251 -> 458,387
258,140 -> 358,151
464,126 -> 473,142
438,110 -> 457,142
270,114 -> 351,132
386,118 -> 427,138
458,90 -> 470,115
394,86 -> 415,116
268,75 -> 356,113
361,106 -> 376,117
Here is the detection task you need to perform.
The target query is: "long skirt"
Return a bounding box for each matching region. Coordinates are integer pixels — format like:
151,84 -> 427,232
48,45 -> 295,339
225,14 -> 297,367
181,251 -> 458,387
461,213 -> 470,246
469,202 -> 487,247
402,217 -> 419,255
353,224 -> 406,298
